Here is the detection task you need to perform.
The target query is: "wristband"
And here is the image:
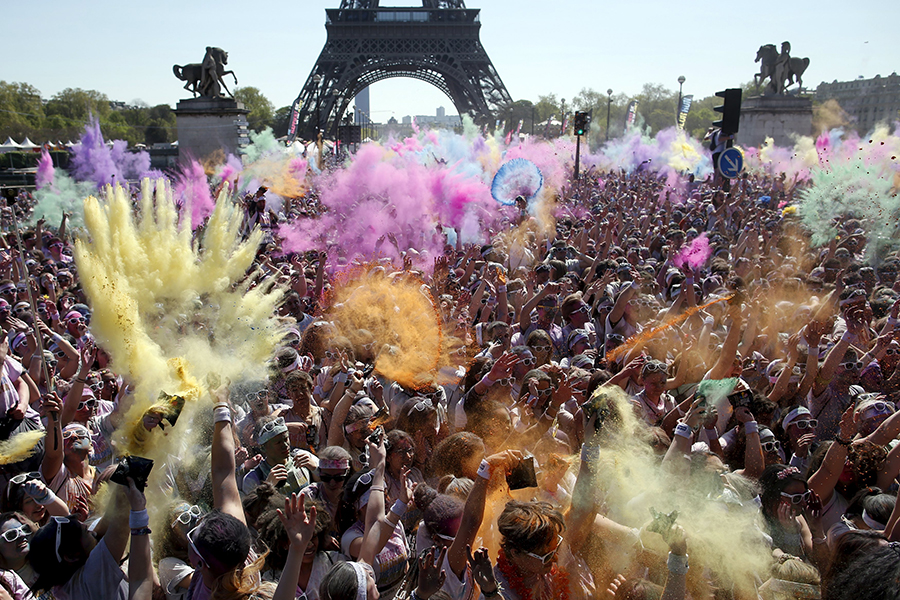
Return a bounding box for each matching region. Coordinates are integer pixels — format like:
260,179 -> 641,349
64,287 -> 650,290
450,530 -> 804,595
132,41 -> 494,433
743,421 -> 759,435
581,443 -> 600,463
835,437 -> 852,447
390,499 -> 408,517
75,377 -> 87,383
129,509 -> 150,529
541,409 -> 558,422
808,348 -> 819,359
482,587 -> 501,598
213,405 -> 232,424
369,486 -> 385,493
477,459 -> 493,480
674,422 -> 694,440
479,374 -> 496,388
497,285 -> 507,294
630,280 -> 640,290
130,527 -> 152,536
667,552 -> 689,575
888,317 -> 898,326
841,331 -> 853,343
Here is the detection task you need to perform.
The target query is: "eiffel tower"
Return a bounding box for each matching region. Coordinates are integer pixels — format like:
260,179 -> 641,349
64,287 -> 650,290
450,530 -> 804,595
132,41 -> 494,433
290,0 -> 513,141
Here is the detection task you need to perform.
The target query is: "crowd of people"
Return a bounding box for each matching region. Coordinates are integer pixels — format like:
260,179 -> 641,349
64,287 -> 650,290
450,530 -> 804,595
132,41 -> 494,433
0,154 -> 898,600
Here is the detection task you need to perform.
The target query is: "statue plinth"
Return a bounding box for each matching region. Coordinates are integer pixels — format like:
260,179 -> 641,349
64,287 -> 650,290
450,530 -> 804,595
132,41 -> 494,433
174,97 -> 250,163
738,95 -> 813,149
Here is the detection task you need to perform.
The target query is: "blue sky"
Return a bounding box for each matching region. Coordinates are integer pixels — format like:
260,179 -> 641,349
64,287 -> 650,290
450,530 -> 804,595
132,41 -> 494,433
4,0 -> 896,122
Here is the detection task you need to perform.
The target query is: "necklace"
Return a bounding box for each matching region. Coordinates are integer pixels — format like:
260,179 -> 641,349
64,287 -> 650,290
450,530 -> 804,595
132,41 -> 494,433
497,548 -> 570,600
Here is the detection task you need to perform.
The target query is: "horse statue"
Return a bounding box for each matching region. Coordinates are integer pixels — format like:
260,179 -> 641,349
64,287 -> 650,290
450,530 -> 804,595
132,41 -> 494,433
173,47 -> 238,99
754,43 -> 809,95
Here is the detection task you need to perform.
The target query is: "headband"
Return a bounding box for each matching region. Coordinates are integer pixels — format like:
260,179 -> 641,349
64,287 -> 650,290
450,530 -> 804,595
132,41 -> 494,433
319,459 -> 350,470
281,354 -> 301,373
782,407 -> 811,429
257,417 -> 288,445
347,562 -> 370,600
862,509 -> 886,530
356,490 -> 372,510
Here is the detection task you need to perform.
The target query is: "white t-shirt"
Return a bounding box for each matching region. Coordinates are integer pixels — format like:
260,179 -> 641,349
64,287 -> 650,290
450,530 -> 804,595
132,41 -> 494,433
159,557 -> 193,600
53,538 -> 128,600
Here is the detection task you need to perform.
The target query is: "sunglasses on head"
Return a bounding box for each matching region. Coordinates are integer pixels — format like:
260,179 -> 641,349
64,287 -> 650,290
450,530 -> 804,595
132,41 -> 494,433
352,470 -> 375,492
0,525 -> 29,544
10,471 -> 41,486
172,505 -> 203,527
318,471 -> 349,483
642,362 -> 667,374
52,516 -> 71,563
530,345 -> 551,353
781,490 -> 811,506
523,534 -> 564,565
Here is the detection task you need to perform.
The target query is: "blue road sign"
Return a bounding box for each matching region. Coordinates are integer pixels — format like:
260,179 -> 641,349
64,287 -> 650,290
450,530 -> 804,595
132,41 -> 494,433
718,147 -> 744,179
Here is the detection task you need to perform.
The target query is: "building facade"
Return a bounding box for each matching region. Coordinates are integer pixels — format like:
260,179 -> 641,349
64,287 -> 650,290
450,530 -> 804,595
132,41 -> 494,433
815,73 -> 900,133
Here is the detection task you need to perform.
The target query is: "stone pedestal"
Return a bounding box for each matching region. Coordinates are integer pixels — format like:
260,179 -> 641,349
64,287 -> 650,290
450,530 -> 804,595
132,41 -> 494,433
738,95 -> 813,148
174,98 -> 250,163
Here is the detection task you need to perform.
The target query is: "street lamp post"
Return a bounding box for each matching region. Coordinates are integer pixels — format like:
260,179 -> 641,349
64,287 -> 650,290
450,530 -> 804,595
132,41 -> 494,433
606,89 -> 613,142
677,75 -> 686,127
560,98 -> 566,137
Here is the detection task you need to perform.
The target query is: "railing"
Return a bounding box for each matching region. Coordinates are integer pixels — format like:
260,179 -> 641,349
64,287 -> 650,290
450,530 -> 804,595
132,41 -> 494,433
327,8 -> 479,24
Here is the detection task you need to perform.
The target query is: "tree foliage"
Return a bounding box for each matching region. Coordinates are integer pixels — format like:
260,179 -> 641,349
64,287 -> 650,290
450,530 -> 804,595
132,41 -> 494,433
0,81 -> 175,146
234,86 -> 275,133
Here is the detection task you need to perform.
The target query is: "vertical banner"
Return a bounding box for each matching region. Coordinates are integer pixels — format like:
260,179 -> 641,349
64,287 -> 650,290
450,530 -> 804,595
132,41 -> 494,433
624,100 -> 639,131
677,95 -> 694,130
495,119 -> 501,134
287,97 -> 303,142
516,119 -> 524,135
561,114 -> 569,136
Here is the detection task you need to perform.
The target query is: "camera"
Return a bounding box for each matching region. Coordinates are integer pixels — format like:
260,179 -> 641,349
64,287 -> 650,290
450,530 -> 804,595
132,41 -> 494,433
727,389 -> 753,409
110,455 -> 154,492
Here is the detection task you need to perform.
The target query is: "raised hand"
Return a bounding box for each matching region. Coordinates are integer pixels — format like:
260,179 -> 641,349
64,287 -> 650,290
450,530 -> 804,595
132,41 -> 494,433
277,493 -> 318,550
467,546 -> 497,595
416,546 -> 447,599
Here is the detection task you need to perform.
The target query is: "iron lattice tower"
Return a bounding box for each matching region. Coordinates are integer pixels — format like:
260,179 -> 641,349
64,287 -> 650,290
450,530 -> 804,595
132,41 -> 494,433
292,0 -> 512,140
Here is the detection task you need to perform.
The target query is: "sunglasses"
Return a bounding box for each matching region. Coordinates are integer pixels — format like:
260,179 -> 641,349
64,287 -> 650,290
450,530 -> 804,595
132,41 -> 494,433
51,349 -> 66,359
76,398 -> 97,411
606,334 -> 625,343
496,377 -> 512,387
318,472 -> 349,483
352,470 -> 375,492
572,305 -> 590,315
53,516 -> 71,563
519,357 -> 536,366
780,490 -> 811,506
89,380 -> 104,392
10,471 -> 42,486
793,419 -> 818,430
761,440 -> 781,453
62,428 -> 90,441
885,349 -> 900,356
0,287 -> 15,296
67,317 -> 86,325
324,350 -> 340,359
862,401 -> 894,418
840,361 -> 863,371
642,362 -> 667,374
523,534 -> 564,565
391,446 -> 415,457
361,342 -> 375,350
255,390 -> 271,401
172,505 -> 203,527
0,525 -> 29,544
187,525 -> 210,569
530,345 -> 551,353
407,399 -> 434,417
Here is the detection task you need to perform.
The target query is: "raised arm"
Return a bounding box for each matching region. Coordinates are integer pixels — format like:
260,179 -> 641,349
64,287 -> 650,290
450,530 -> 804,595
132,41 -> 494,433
126,479 -> 153,600
211,385 -> 245,524
708,302 -> 743,381
40,393 -> 64,482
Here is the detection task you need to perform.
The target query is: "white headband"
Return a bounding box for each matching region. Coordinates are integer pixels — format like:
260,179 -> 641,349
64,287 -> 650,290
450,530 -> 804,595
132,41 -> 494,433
281,354 -> 301,373
347,562 -> 370,600
862,509 -> 886,531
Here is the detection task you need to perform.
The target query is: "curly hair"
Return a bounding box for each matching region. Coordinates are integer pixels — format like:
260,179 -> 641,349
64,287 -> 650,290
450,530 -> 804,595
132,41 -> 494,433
257,499 -> 331,572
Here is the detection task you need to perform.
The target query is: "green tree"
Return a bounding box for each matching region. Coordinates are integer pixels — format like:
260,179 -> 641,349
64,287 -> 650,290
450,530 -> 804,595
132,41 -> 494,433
632,82 -> 679,135
45,87 -> 112,123
497,99 -> 535,135
234,87 -> 274,133
0,81 -> 45,140
272,106 -> 292,138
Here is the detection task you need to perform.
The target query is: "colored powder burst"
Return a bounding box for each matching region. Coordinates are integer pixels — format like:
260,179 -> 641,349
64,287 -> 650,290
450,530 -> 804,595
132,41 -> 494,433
491,158 -> 543,205
672,233 -> 712,270
173,160 -> 215,228
798,157 -> 900,262
70,117 -> 151,187
36,148 -> 54,190
329,272 -> 443,389
75,179 -> 283,465
30,169 -> 96,228
0,430 -> 44,465
238,128 -> 309,198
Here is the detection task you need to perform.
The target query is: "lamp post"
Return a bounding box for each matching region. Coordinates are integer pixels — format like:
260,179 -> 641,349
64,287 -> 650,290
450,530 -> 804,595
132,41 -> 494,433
676,75 -> 685,127
606,89 -> 613,141
560,98 -> 566,137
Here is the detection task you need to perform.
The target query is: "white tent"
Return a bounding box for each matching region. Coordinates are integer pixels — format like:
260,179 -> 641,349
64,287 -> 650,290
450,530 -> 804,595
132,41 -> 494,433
18,137 -> 39,149
0,137 -> 21,154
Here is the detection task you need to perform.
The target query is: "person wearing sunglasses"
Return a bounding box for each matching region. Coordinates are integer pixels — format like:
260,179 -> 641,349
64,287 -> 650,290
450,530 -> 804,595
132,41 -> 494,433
3,473 -> 68,527
560,293 -> 598,354
154,501 -> 206,600
780,406 -> 818,473
235,385 -> 288,449
758,465 -> 817,558
631,360 -> 676,427
0,513 -> 38,594
514,287 -> 564,361
62,310 -> 90,347
304,446 -> 353,532
26,474 -> 141,599
809,326 -> 863,441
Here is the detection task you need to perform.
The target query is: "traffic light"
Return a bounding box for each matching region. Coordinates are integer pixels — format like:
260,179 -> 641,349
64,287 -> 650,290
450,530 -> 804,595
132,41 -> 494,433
573,111 -> 589,136
713,89 -> 742,135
